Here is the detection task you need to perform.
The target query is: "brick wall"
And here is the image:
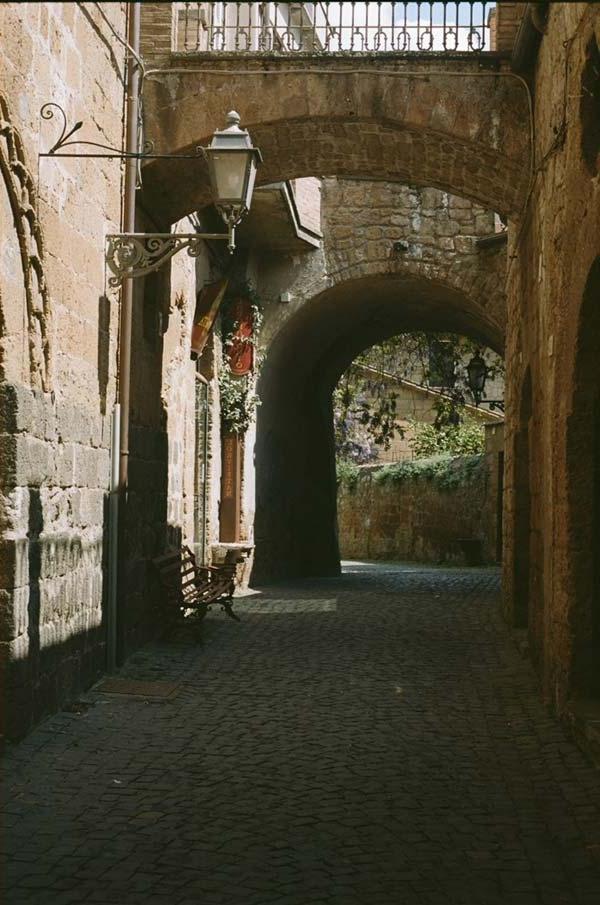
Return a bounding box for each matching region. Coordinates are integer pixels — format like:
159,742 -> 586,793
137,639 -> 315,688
140,1 -> 174,63
493,3 -> 526,53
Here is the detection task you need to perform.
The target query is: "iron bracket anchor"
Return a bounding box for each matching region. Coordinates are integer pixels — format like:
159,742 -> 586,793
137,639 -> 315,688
106,228 -> 235,285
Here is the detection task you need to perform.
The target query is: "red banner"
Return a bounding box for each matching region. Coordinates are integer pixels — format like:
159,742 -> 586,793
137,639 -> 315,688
227,298 -> 254,377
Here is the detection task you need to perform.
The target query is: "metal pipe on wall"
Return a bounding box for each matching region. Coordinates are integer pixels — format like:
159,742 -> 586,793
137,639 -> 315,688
119,0 -> 141,490
107,1 -> 141,670
107,403 -> 120,672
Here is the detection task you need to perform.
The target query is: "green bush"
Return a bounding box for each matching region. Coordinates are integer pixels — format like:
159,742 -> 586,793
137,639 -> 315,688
408,418 -> 485,458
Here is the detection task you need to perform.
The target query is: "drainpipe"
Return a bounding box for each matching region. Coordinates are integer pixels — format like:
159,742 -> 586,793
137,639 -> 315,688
107,403 -> 120,672
119,0 -> 141,489
107,0 -> 141,671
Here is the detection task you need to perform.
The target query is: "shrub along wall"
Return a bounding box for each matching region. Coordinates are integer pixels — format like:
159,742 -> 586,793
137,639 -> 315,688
337,454 -> 497,565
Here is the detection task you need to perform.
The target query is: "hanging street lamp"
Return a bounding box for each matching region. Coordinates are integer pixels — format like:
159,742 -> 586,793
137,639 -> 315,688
466,351 -> 488,405
103,111 -> 262,284
204,111 -> 263,249
466,351 -> 505,412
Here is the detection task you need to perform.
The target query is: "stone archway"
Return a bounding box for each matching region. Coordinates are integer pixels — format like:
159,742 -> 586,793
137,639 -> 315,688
140,58 -> 531,225
253,271 -> 504,583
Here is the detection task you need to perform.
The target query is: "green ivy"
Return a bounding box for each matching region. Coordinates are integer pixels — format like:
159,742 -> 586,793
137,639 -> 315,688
373,454 -> 485,490
336,459 -> 360,490
336,453 -> 486,492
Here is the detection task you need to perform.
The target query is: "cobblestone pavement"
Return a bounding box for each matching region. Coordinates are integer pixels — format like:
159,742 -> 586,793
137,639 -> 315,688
3,562 -> 600,905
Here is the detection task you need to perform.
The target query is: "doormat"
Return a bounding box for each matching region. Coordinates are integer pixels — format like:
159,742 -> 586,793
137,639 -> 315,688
95,678 -> 180,698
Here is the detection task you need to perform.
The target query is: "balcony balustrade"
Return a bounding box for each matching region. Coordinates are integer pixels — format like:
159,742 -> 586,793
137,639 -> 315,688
175,2 -> 497,55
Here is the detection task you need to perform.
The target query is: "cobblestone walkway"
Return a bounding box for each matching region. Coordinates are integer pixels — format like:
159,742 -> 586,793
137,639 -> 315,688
4,563 -> 600,905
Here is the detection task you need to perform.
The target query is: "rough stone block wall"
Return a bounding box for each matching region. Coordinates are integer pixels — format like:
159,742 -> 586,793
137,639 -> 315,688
121,212 -> 212,653
141,55 -> 532,226
337,454 -> 497,565
0,2 -> 127,738
259,178 -> 506,353
503,4 -> 600,711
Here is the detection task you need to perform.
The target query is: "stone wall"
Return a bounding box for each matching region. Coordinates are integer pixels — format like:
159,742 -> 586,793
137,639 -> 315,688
258,178 -> 506,352
0,4 -> 217,738
503,4 -> 600,711
0,2 -> 127,738
337,455 -> 497,565
290,178 -> 322,238
120,214 -> 209,655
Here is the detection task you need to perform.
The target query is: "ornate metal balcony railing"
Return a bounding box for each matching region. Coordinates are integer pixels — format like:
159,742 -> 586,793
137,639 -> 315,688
175,2 -> 497,55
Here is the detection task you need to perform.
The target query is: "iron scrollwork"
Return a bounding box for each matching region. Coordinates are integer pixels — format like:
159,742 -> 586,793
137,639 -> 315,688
106,234 -> 205,286
39,102 -> 181,159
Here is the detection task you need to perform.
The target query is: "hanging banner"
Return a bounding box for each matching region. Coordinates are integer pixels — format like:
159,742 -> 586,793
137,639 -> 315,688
227,297 -> 254,377
191,277 -> 229,357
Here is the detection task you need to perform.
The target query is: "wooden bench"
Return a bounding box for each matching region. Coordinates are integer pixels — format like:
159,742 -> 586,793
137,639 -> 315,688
153,545 -> 241,633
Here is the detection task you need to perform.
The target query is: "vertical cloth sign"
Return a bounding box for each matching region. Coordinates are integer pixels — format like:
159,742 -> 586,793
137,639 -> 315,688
191,277 -> 229,357
227,298 -> 254,376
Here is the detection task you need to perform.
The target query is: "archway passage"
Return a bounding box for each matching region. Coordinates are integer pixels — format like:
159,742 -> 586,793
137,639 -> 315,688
567,256 -> 600,698
254,272 -> 504,583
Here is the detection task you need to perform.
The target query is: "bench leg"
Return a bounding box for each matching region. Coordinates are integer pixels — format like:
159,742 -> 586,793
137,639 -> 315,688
221,597 -> 241,622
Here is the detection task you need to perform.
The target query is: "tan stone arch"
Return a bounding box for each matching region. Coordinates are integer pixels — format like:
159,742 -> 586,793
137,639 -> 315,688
254,266 -> 504,583
260,179 -> 507,356
140,57 -> 531,224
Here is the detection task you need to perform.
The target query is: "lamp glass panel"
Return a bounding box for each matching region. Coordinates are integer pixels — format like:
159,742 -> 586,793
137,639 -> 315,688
467,358 -> 487,393
209,151 -> 250,204
243,157 -> 258,212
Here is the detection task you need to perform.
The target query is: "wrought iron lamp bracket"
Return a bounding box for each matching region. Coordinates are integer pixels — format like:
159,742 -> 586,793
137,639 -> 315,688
106,229 -> 235,286
43,105 -> 252,280
39,102 -> 200,160
472,394 -> 505,413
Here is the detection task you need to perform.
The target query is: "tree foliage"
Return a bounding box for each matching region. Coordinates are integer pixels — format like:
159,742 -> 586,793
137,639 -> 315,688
407,418 -> 485,458
333,331 -> 502,462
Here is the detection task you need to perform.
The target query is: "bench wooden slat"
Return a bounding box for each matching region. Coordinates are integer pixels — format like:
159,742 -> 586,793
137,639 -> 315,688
153,545 -> 240,628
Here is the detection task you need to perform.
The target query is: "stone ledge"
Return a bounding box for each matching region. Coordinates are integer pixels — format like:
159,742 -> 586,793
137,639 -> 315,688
563,699 -> 600,770
211,542 -> 254,591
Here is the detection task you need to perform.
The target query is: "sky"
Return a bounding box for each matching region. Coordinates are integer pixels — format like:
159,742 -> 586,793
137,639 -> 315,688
293,3 -> 496,52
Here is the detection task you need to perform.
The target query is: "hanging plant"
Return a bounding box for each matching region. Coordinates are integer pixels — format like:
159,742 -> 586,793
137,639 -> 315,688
218,282 -> 264,435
